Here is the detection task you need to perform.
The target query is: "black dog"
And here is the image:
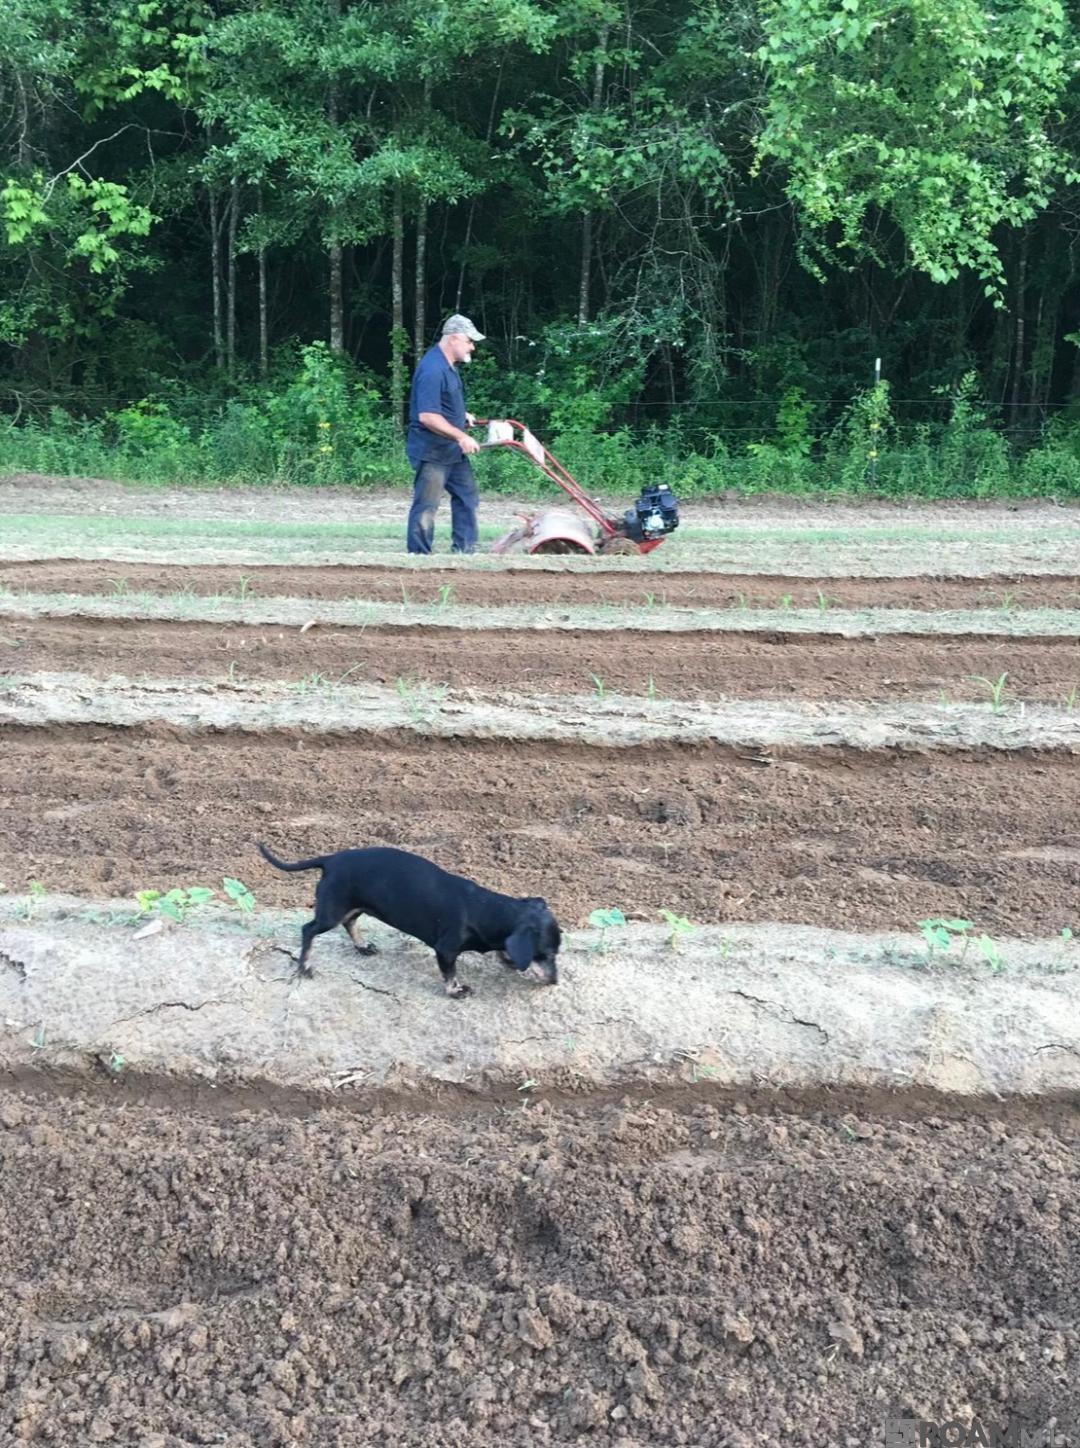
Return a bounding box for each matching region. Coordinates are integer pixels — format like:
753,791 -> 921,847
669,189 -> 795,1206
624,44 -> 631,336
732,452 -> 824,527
258,842 -> 561,997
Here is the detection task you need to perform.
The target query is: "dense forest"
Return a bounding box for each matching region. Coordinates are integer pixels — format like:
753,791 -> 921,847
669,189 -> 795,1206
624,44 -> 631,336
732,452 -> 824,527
4,0 -> 1080,495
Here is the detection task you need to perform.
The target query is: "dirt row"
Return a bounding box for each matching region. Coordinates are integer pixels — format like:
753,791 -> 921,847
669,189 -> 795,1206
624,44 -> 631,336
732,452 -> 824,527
1,1087 -> 1078,1447
1,723 -> 1076,936
4,558 -> 1080,610
4,613 -> 1079,704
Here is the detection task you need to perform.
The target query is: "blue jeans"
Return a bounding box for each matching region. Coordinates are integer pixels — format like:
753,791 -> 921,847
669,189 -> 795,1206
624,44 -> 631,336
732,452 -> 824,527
406,459 -> 479,554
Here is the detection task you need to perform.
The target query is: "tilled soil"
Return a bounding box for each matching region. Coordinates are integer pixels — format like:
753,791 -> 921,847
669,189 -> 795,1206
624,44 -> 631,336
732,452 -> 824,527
1,1088 -> 1078,1447
4,614 -> 1079,703
1,725 -> 1077,934
4,558 -> 1080,610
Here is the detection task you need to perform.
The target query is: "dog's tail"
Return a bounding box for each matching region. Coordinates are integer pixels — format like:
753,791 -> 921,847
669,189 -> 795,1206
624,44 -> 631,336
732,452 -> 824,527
257,841 -> 327,874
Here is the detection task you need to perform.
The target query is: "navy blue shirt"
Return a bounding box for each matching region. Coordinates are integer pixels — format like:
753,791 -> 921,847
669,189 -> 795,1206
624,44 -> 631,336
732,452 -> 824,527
406,345 -> 468,468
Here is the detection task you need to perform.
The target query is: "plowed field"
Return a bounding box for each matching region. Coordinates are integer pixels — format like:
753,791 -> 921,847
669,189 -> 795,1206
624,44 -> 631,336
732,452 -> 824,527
1,480 -> 1078,1446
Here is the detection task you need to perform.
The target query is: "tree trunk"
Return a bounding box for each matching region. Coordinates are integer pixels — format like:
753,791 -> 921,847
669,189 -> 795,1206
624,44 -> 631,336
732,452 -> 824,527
226,179 -> 239,376
329,240 -> 344,355
577,26 -> 609,327
257,193 -> 269,382
456,63 -> 503,311
391,181 -> 406,429
1009,229 -> 1028,425
414,198 -> 427,359
578,211 -> 592,326
327,0 -> 344,355
209,188 -> 224,372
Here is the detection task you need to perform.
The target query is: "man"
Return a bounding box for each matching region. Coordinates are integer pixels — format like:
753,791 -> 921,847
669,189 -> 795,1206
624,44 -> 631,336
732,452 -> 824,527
405,313 -> 484,554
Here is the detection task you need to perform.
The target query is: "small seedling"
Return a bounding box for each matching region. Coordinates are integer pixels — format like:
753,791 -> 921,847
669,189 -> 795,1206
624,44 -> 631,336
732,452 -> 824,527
970,671 -> 1010,714
919,917 -> 973,959
659,908 -> 696,950
295,670 -> 331,695
589,673 -> 606,699
223,877 -> 255,915
435,584 -> 455,608
588,907 -> 626,953
17,880 -> 47,920
395,675 -> 449,722
1000,591 -> 1016,611
1064,686 -> 1077,711
400,583 -> 411,605
135,885 -> 215,923
107,576 -> 131,597
978,934 -> 1004,972
235,574 -> 256,602
646,675 -> 661,702
736,592 -> 748,610
107,1051 -> 126,1075
226,661 -> 244,685
816,590 -> 833,612
30,1025 -> 45,1050
780,594 -> 794,610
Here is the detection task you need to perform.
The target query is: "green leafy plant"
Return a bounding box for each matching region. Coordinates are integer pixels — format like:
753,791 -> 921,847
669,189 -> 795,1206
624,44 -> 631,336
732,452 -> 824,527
977,934 -> 1004,972
223,877 -> 255,915
588,907 -> 626,953
589,673 -> 607,699
394,675 -> 449,723
918,917 -> 974,960
970,671 -> 1010,713
15,880 -> 47,920
659,908 -> 696,950
136,885 -> 215,923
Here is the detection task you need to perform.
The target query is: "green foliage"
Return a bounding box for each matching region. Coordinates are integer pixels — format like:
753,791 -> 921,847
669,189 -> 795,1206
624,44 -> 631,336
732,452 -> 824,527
222,876 -> 255,914
135,885 -> 215,923
588,906 -> 626,953
659,908 -> 697,950
755,0 -> 1078,295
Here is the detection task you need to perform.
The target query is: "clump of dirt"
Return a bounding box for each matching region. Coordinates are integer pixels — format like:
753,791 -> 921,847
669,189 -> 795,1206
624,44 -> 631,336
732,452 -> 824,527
1,1089 -> 1078,1446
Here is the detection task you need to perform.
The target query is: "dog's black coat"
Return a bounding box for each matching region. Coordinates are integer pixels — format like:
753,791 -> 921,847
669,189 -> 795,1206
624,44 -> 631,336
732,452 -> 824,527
258,842 -> 560,997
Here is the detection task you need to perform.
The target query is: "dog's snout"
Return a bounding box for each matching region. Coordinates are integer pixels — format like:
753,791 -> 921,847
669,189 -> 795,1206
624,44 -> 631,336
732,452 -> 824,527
527,959 -> 558,985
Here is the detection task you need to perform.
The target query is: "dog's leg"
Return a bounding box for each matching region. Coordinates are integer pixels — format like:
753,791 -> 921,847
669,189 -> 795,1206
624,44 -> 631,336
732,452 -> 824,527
435,949 -> 471,999
295,918 -> 324,977
342,911 -> 377,957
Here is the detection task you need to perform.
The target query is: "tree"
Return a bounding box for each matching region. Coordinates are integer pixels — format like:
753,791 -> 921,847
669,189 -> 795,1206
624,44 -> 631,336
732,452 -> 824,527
753,0 -> 1078,296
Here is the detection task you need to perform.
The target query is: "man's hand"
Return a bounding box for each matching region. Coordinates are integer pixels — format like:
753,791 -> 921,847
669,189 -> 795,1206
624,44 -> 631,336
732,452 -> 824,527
418,409 -> 481,456
465,411 -> 476,428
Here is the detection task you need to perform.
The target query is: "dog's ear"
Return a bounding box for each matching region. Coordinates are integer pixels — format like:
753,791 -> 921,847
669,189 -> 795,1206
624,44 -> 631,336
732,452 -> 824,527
504,925 -> 535,970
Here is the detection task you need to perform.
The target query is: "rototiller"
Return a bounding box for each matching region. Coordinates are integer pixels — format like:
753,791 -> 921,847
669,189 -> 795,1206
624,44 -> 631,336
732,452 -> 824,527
478,419 -> 680,557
